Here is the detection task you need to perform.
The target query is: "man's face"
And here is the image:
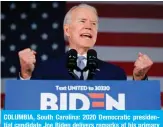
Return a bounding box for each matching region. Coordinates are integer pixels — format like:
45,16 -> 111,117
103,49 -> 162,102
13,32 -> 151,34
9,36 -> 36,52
65,7 -> 98,49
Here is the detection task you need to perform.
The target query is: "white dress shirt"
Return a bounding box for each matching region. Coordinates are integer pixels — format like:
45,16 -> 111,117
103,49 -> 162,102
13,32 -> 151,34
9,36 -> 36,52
74,53 -> 89,80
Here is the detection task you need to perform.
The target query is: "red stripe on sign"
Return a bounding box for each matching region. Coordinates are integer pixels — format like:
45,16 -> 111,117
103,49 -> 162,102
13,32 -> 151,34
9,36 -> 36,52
88,93 -> 104,98
109,62 -> 163,76
66,3 -> 163,19
92,102 -> 105,107
96,33 -> 163,47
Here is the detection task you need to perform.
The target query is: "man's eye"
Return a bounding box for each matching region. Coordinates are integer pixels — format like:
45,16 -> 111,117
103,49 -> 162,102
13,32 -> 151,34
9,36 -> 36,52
80,20 -> 85,23
92,23 -> 96,25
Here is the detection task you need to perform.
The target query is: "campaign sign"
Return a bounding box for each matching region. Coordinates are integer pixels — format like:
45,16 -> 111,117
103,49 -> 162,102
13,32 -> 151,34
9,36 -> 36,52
5,80 -> 160,110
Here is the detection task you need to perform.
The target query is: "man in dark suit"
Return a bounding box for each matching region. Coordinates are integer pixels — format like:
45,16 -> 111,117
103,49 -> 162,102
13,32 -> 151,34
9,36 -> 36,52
18,4 -> 153,80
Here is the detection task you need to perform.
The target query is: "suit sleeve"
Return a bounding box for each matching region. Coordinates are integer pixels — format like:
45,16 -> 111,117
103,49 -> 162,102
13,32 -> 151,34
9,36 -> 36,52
117,68 -> 127,80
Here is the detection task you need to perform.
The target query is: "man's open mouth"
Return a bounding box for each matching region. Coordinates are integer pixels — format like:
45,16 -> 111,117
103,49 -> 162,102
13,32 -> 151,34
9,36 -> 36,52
80,33 -> 92,39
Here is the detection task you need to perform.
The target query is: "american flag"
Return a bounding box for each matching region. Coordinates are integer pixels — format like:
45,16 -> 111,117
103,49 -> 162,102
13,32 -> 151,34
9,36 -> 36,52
1,1 -> 66,109
66,1 -> 163,108
1,1 -> 163,109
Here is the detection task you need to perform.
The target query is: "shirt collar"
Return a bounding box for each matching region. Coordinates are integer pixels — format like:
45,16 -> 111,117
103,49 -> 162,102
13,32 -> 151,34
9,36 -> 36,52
78,53 -> 87,58
68,48 -> 87,58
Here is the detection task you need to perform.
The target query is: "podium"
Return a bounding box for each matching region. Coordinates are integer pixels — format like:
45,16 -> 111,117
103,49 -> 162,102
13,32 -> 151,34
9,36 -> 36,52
5,80 -> 161,110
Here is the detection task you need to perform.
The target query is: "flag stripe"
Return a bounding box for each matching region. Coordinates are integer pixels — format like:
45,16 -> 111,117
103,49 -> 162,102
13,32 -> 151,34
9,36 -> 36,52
96,32 -> 163,47
110,61 -> 163,76
99,18 -> 163,33
67,2 -> 163,19
94,46 -> 163,62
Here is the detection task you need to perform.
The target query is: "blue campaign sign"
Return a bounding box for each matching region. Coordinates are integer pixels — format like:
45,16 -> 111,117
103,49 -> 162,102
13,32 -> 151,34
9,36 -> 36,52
5,80 -> 161,110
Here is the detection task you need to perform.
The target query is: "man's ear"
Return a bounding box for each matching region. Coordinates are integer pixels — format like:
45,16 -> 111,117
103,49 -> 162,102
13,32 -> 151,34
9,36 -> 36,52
64,24 -> 70,37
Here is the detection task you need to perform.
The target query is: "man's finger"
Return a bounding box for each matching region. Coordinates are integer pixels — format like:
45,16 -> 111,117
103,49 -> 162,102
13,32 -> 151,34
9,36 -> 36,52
32,59 -> 36,64
29,56 -> 35,60
24,48 -> 31,52
32,50 -> 37,55
138,52 -> 143,57
29,58 -> 36,64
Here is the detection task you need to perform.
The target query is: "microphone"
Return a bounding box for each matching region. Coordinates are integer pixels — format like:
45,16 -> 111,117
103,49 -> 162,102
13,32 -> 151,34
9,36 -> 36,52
67,49 -> 77,69
66,49 -> 79,79
87,49 -> 98,79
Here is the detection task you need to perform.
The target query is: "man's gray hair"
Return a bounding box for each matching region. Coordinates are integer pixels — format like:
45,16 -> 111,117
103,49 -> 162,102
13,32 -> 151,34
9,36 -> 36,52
63,4 -> 98,41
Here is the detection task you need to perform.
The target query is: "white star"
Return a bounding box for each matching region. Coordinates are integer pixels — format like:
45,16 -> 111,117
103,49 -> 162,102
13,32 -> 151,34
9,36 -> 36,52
41,33 -> 48,40
41,54 -> 48,61
30,44 -> 37,50
31,23 -> 37,30
1,34 -> 6,41
10,3 -> 16,10
52,22 -> 59,29
52,43 -> 58,50
20,13 -> 27,19
9,45 -> 16,51
52,2 -> 59,8
1,56 -> 5,62
9,66 -> 16,73
10,23 -> 16,30
1,13 -> 5,20
31,3 -> 37,9
20,34 -> 27,40
42,12 -> 48,19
